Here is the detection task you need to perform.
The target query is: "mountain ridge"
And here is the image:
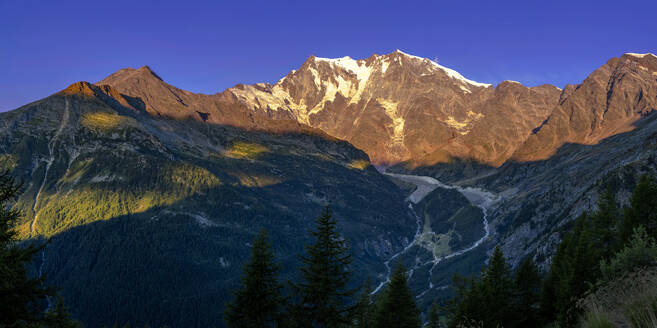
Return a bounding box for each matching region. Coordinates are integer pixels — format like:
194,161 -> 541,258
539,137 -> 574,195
38,50 -> 657,171
3,50 -> 657,327
73,50 -> 565,166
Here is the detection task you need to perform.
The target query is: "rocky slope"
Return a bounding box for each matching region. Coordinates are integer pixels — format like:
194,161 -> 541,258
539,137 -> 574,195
228,50 -> 562,166
409,53 -> 657,270
94,51 -> 562,167
3,51 -> 657,325
0,83 -> 416,327
513,53 -> 657,162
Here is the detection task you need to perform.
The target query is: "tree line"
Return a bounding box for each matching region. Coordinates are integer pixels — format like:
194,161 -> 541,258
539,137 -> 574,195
226,175 -> 657,328
4,169 -> 657,327
446,175 -> 657,328
224,206 -> 423,328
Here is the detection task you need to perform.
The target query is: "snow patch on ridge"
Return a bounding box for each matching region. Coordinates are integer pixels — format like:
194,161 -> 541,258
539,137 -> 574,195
381,58 -> 390,74
314,56 -> 373,104
625,53 -> 657,59
444,110 -> 484,135
378,98 -> 405,146
394,49 -> 492,89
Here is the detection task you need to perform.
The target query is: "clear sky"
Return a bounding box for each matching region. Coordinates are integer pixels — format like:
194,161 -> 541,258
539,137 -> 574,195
1,0 -> 655,111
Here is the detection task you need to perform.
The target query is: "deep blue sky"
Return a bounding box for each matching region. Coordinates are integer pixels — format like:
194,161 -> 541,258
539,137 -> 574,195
1,0 -> 655,111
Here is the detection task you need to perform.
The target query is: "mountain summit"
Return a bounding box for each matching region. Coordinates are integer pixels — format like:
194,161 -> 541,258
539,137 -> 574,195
53,51 -> 657,167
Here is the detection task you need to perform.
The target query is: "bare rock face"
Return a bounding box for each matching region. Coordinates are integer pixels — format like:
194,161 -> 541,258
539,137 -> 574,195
92,52 -> 656,169
513,53 -> 657,162
227,50 -> 561,166
96,66 -> 329,137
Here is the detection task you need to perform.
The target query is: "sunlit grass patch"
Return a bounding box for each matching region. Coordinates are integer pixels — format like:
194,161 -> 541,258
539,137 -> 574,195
231,172 -> 282,187
0,154 -> 17,171
81,112 -> 133,130
26,161 -> 221,237
224,141 -> 269,160
347,159 -> 370,170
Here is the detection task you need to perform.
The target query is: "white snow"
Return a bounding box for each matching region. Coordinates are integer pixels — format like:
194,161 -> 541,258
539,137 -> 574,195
444,110 -> 484,135
232,50 -> 492,125
314,56 -> 373,104
394,49 -> 492,89
504,80 -> 522,84
377,99 -> 405,145
625,53 -> 657,58
459,85 -> 472,93
381,58 -> 390,74
315,56 -> 368,79
308,66 -> 322,87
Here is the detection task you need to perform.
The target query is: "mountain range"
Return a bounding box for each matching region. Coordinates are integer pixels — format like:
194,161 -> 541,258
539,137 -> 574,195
2,50 -> 657,327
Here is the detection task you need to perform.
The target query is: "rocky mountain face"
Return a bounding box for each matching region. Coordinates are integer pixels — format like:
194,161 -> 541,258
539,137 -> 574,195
405,53 -> 657,270
3,50 -> 657,326
94,51 -> 562,167
0,83 -> 416,327
481,53 -> 657,269
513,53 -> 657,162
228,50 -> 562,166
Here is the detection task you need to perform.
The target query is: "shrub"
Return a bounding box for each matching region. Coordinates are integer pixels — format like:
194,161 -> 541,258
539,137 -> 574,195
578,268 -> 657,328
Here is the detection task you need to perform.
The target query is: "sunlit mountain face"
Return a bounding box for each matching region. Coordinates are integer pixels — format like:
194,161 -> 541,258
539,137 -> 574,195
2,51 -> 657,327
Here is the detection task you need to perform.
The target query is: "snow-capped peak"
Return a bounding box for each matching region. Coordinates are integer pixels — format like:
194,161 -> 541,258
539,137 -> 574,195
314,56 -> 372,82
625,53 -> 657,59
393,49 -> 492,88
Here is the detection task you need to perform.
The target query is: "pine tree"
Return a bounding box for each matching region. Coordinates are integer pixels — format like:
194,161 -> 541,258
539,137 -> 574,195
352,279 -> 375,328
290,206 -> 356,328
427,302 -> 441,328
540,209 -> 615,327
447,273 -> 485,328
225,229 -> 284,328
480,246 -> 516,327
621,175 -> 657,244
447,247 -> 517,328
514,257 -> 541,327
591,189 -> 620,257
45,295 -> 82,328
373,263 -> 421,328
0,171 -> 55,326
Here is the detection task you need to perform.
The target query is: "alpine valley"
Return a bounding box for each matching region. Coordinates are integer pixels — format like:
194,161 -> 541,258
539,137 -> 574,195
2,50 -> 657,327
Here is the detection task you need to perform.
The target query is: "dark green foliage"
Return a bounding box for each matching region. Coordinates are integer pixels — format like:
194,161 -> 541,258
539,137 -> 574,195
0,171 -> 50,327
290,206 -> 357,328
600,227 -> 657,284
542,214 -> 601,327
427,302 -> 441,328
540,188 -> 627,327
45,296 -> 82,328
224,230 -> 284,328
621,175 -> 657,245
373,264 -> 421,328
352,280 -> 375,328
591,189 -> 621,257
0,171 -> 77,327
514,257 -> 541,327
447,247 -> 522,328
480,247 -> 516,326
